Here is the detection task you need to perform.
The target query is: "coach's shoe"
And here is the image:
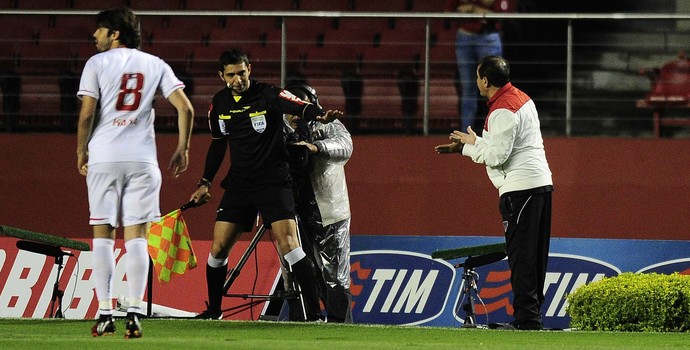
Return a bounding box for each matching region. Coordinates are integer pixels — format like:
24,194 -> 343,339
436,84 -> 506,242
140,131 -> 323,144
124,313 -> 143,339
194,308 -> 223,320
488,322 -> 517,331
91,315 -> 116,337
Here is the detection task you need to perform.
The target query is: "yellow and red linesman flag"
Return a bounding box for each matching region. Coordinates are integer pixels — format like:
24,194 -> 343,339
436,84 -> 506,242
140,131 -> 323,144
147,209 -> 197,283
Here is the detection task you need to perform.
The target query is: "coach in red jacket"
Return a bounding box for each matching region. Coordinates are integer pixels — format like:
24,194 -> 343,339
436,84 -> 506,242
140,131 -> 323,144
436,55 -> 553,330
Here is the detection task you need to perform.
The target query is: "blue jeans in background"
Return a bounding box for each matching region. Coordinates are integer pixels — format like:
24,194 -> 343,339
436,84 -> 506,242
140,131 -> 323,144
455,31 -> 503,131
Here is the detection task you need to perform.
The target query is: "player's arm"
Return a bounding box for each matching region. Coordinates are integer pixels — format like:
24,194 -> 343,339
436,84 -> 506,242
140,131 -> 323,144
76,95 -> 98,176
166,89 -> 195,178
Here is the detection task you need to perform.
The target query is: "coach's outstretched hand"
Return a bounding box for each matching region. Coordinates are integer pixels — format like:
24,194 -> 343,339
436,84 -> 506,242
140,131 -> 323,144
435,142 -> 463,154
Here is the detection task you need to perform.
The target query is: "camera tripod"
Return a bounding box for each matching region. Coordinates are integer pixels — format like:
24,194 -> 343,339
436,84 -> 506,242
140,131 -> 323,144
432,243 -> 507,328
221,221 -> 311,320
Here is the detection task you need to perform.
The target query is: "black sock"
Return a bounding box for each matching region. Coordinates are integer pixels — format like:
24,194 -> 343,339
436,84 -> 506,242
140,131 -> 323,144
290,257 -> 322,320
326,287 -> 353,323
206,263 -> 227,312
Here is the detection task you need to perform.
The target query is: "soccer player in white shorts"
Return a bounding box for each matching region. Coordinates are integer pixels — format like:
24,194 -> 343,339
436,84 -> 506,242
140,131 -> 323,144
76,7 -> 194,338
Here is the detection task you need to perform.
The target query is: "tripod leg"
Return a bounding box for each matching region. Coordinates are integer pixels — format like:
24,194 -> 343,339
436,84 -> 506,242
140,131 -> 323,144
223,225 -> 266,295
462,268 -> 478,327
51,256 -> 65,319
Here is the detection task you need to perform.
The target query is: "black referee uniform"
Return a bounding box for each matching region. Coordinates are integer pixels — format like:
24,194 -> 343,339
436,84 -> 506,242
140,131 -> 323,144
203,80 -> 324,229
200,79 -> 325,321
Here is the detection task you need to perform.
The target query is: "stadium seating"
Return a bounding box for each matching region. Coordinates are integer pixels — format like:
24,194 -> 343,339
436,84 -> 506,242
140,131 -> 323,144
128,0 -> 185,10
411,0 -> 444,12
349,0 -> 408,12
297,0 -> 349,11
240,0 -> 296,11
0,1 -> 462,133
637,51 -> 690,137
183,0 -> 239,11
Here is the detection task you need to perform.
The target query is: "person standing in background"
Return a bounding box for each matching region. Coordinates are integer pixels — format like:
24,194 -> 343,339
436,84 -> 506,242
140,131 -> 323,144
444,0 -> 515,132
77,7 -> 194,339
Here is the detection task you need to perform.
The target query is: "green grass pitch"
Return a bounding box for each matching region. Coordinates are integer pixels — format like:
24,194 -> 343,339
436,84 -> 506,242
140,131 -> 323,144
1,319 -> 688,350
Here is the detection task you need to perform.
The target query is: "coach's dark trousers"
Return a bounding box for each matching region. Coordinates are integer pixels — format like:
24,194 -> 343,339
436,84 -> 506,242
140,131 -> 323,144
499,185 -> 553,327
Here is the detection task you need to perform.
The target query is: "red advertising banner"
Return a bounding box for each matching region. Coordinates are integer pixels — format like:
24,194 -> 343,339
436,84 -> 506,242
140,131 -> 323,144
0,238 -> 281,319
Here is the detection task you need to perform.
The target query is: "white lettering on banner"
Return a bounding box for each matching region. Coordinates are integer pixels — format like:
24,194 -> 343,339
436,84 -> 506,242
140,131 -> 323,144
362,269 -> 439,314
0,251 -> 47,317
393,270 -> 438,314
33,260 -> 61,318
381,270 -> 406,312
364,269 -> 395,312
59,251 -> 109,319
0,249 -> 127,319
543,272 -> 606,317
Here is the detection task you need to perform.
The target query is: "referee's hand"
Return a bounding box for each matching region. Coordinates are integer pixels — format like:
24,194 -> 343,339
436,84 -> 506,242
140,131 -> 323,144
190,186 -> 211,206
316,110 -> 343,124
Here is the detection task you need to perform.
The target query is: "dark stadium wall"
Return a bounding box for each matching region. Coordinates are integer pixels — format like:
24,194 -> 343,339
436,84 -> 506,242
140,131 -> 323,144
1,134 -> 688,241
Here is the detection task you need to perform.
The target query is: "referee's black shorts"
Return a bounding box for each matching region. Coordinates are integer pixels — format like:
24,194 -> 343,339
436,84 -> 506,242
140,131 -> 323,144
216,183 -> 296,231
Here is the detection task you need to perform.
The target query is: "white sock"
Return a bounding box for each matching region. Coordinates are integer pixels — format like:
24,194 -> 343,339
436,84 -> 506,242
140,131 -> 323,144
92,238 -> 115,315
124,238 -> 148,314
207,253 -> 228,268
283,247 -> 306,266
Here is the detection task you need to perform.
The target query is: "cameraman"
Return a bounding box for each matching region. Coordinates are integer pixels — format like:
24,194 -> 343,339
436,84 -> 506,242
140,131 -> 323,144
283,84 -> 354,323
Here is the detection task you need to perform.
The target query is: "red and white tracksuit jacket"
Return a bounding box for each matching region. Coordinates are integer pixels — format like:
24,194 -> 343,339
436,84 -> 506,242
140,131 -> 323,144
462,83 -> 552,196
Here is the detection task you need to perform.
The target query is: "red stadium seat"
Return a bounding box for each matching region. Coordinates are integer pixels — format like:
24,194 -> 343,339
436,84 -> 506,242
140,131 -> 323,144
12,0 -> 69,9
184,0 -> 237,11
297,0 -> 349,11
17,76 -> 63,128
411,0 -> 445,12
240,0 -> 296,11
69,0 -> 128,10
350,0 -> 407,12
637,51 -> 690,137
302,45 -> 361,74
127,0 -> 185,10
360,77 -> 402,118
15,43 -> 80,74
360,45 -> 421,77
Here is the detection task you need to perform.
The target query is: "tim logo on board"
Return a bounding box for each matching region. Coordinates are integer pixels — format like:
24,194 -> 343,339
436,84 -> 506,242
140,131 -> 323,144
452,253 -> 620,329
350,250 -> 455,325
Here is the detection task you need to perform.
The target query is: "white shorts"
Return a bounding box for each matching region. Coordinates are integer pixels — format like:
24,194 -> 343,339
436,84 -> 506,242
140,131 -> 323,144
86,162 -> 162,228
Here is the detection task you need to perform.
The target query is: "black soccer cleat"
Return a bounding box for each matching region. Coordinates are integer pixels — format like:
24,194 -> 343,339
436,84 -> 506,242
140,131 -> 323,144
124,313 -> 143,339
91,315 -> 116,337
194,308 -> 223,320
